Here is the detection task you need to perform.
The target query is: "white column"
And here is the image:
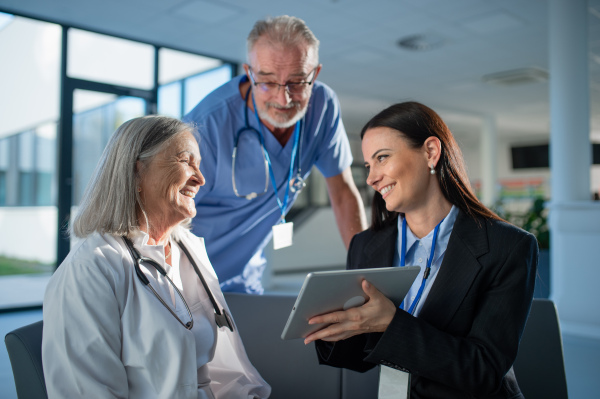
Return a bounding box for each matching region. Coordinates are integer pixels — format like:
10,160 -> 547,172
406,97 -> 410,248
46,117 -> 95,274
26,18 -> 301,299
480,116 -> 498,207
549,0 -> 600,339
549,0 -> 590,202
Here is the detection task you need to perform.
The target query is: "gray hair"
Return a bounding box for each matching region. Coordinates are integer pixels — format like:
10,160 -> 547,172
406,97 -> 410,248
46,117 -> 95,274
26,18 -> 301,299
247,15 -> 320,65
71,115 -> 194,239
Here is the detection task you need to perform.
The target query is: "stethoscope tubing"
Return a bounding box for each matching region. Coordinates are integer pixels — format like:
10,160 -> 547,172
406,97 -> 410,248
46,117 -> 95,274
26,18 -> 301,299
122,236 -> 233,331
232,86 -> 304,201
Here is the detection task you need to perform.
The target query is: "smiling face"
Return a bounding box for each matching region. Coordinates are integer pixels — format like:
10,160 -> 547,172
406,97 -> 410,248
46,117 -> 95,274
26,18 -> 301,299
245,37 -> 320,129
362,127 -> 433,214
137,130 -> 204,232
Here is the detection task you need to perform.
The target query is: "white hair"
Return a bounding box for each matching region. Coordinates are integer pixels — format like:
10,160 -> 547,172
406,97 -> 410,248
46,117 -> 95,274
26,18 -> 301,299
247,15 -> 320,66
71,115 -> 194,240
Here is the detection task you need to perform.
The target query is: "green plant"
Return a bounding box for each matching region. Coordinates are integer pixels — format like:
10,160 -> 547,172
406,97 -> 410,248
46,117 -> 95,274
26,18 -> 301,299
493,197 -> 550,249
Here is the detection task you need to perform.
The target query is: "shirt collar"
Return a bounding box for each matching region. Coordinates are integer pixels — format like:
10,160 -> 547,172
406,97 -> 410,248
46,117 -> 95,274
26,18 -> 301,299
127,230 -> 171,265
397,205 -> 459,256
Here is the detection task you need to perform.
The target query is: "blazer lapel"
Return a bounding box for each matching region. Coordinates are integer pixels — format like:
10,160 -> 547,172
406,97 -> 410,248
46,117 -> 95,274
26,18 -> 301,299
418,211 -> 490,329
363,223 -> 398,269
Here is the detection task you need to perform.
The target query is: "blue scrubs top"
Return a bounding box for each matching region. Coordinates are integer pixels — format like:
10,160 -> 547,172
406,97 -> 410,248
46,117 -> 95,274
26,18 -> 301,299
183,75 -> 352,293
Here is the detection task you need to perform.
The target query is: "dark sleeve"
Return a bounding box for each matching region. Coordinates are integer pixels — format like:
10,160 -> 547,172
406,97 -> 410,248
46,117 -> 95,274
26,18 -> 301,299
364,229 -> 538,396
314,232 -> 383,373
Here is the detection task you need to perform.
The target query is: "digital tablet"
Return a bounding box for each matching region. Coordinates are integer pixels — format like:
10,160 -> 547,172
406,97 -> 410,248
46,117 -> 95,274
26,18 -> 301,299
280,266 -> 420,340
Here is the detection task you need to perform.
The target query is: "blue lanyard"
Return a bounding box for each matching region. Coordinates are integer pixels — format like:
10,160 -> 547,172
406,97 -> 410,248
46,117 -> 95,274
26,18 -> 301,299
400,217 -> 444,315
251,94 -> 300,223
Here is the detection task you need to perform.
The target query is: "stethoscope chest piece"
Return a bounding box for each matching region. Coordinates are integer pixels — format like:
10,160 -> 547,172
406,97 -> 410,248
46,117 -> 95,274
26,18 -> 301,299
215,309 -> 234,331
289,175 -> 306,193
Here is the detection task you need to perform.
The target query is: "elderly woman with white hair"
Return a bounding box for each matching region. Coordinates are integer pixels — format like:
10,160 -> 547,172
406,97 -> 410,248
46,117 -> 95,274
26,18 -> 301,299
42,115 -> 271,399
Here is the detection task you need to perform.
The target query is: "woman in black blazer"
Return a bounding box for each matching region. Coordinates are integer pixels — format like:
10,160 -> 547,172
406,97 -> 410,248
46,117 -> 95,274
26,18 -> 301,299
305,102 -> 538,398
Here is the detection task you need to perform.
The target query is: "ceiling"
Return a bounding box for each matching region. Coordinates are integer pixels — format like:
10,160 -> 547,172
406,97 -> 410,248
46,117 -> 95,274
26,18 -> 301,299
1,0 -> 599,144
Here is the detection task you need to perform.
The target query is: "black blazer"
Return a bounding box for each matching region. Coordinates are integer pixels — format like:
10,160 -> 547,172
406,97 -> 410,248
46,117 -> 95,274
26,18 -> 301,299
316,210 -> 538,399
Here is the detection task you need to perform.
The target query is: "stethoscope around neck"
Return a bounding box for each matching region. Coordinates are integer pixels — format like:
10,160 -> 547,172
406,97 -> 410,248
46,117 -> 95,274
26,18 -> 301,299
231,86 -> 306,200
122,236 -> 234,332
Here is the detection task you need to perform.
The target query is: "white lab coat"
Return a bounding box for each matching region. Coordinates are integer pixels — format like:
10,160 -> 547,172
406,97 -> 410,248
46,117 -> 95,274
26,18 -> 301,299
42,229 -> 271,399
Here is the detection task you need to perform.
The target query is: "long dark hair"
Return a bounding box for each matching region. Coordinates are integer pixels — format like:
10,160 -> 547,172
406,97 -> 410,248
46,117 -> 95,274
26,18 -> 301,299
361,102 -> 501,231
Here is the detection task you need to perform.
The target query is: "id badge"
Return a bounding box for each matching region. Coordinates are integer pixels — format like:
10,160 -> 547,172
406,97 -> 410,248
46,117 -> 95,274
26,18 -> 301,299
378,365 -> 410,399
272,221 -> 293,250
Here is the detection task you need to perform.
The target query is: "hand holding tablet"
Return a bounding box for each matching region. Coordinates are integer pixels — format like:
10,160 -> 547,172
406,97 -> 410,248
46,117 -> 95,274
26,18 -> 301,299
281,267 -> 420,340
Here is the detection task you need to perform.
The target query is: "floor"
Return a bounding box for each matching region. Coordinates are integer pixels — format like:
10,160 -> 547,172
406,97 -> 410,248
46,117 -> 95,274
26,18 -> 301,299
1,274 -> 599,398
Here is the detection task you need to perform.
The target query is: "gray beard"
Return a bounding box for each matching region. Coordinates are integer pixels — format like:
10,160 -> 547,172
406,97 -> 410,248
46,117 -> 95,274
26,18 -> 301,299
258,104 -> 308,129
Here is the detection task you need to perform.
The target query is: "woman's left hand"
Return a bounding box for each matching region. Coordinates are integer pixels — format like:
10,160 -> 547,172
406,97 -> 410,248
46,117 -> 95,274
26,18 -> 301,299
304,279 -> 396,345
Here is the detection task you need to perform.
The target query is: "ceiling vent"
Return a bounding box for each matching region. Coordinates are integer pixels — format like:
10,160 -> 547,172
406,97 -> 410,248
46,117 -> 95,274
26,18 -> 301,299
482,67 -> 549,86
397,34 -> 444,51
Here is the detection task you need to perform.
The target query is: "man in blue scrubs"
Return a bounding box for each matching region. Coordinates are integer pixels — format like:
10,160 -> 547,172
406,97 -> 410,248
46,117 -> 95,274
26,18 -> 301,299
184,15 -> 367,294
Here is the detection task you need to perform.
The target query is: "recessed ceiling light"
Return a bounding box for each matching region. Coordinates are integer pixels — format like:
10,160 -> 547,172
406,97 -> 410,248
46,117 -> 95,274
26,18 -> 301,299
397,34 -> 444,51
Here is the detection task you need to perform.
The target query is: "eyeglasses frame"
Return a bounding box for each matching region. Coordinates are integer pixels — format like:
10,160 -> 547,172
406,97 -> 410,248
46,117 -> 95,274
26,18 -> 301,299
247,65 -> 320,96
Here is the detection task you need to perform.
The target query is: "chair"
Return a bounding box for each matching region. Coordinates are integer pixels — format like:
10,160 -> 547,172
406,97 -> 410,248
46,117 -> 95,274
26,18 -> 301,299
4,298 -> 568,399
513,299 -> 569,399
224,292 -> 346,399
4,320 -> 48,399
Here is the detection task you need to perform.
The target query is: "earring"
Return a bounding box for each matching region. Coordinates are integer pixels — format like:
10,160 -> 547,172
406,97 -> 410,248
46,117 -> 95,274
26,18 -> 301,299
430,165 -> 436,175
137,186 -> 142,192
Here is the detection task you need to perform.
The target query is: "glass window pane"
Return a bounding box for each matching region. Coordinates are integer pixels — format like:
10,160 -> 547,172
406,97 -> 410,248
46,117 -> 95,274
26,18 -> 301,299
68,29 -> 154,90
18,130 -> 35,171
73,90 -> 116,114
0,15 -> 60,296
72,90 -> 146,205
0,137 -> 8,169
158,81 -> 182,118
19,171 -> 34,206
36,123 -> 56,173
0,173 -> 5,205
0,138 -> 8,206
1,136 -> 17,206
184,64 -> 233,115
36,123 -> 57,206
0,16 -> 60,137
159,48 -> 222,85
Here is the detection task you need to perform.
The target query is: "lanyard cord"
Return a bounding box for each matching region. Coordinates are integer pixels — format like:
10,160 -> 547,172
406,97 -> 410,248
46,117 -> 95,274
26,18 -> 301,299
400,217 -> 444,315
250,93 -> 300,223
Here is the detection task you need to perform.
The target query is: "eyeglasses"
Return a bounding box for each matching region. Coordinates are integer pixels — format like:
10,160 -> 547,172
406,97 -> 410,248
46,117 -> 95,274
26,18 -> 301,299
248,66 -> 318,95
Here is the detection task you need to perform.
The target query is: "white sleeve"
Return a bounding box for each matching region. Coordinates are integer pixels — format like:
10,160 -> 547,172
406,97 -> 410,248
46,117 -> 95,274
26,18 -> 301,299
208,328 -> 271,399
42,254 -> 129,399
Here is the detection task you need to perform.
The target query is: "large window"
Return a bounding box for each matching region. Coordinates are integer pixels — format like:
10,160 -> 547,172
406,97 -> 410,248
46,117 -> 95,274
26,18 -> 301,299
67,28 -> 155,90
72,91 -> 146,205
0,14 -> 60,288
157,47 -> 231,118
0,11 -> 234,309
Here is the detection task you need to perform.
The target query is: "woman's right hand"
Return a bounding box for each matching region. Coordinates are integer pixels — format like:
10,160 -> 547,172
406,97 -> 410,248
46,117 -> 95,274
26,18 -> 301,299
303,279 -> 396,345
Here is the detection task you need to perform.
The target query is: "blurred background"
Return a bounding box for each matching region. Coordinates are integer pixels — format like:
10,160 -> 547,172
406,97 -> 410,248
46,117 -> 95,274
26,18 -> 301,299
0,0 -> 599,397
